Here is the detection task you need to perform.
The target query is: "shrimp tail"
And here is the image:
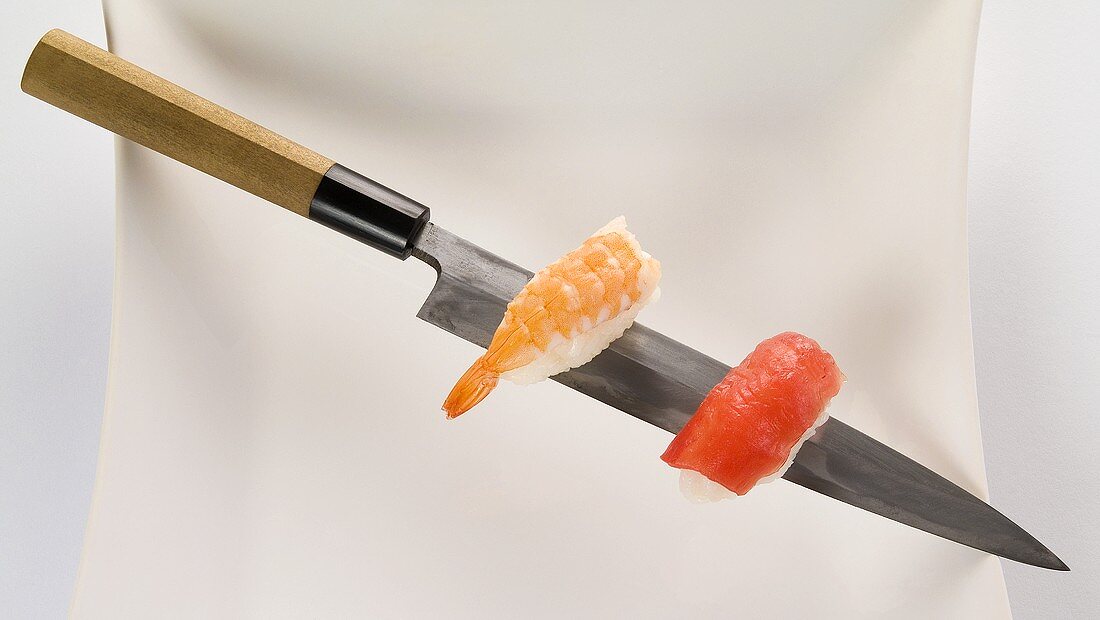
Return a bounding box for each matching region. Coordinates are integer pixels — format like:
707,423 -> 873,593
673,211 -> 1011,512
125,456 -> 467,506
442,358 -> 499,418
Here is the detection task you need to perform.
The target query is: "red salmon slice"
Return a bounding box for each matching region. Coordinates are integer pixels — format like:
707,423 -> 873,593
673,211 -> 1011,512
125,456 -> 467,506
661,331 -> 844,495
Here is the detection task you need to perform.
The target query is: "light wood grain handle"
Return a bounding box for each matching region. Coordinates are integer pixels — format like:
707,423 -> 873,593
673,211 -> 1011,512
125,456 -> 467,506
21,29 -> 334,217
21,29 -> 431,258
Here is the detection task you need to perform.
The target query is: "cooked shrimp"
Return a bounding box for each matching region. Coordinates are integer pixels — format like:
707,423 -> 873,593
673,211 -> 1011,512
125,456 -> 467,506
443,216 -> 661,418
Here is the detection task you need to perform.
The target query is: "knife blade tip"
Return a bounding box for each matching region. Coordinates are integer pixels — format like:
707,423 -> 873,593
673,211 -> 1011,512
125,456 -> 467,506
1006,534 -> 1069,571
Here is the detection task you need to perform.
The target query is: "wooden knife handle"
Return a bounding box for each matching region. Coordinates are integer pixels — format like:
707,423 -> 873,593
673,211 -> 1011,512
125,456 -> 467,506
21,29 -> 430,258
21,29 -> 333,217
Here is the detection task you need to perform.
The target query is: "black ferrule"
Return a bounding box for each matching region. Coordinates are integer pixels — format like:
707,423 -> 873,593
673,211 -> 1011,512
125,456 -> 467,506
308,164 -> 430,259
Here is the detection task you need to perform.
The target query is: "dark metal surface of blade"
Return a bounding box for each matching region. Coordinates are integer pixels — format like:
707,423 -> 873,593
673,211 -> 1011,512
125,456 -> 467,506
412,223 -> 1067,570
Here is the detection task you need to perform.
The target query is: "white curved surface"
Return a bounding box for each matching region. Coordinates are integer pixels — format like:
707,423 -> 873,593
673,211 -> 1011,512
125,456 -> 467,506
74,1 -> 1008,617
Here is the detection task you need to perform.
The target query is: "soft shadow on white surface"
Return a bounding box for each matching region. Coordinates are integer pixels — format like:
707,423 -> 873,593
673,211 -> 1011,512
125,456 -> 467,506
74,1 -> 1007,617
0,4 -> 112,618
970,2 -> 1100,617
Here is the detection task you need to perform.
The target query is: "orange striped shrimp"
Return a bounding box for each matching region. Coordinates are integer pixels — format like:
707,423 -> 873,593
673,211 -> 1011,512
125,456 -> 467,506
443,216 -> 661,418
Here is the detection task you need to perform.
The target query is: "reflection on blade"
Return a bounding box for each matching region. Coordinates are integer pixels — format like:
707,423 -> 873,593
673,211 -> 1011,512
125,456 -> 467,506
412,223 -> 1067,570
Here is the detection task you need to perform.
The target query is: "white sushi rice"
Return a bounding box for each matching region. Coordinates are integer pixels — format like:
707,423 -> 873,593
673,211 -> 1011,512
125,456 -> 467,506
678,403 -> 833,502
679,469 -> 737,502
501,216 -> 661,385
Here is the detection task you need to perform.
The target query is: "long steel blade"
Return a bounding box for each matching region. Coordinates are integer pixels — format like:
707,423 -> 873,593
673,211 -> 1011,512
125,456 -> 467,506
412,223 -> 1067,570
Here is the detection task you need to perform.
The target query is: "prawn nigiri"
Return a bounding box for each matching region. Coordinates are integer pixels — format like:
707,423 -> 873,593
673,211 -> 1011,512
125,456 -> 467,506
443,216 -> 661,418
662,331 -> 844,498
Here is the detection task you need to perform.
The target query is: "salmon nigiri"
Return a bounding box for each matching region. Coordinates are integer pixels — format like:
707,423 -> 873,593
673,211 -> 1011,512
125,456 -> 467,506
662,332 -> 844,498
443,217 -> 661,418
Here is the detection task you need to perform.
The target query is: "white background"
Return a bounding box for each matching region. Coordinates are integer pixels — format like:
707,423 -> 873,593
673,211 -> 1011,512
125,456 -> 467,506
0,1 -> 1095,618
968,3 -> 1099,617
0,3 -> 113,619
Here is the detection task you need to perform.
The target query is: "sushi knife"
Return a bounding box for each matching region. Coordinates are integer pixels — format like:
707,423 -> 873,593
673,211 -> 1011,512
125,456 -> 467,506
22,29 -> 1067,571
